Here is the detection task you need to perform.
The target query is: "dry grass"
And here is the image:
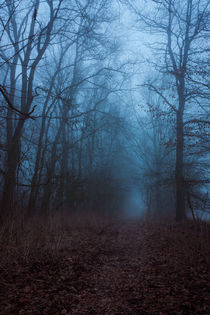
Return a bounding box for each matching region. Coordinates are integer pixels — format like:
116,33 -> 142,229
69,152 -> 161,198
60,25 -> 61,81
0,208 -> 118,266
0,208 -> 209,266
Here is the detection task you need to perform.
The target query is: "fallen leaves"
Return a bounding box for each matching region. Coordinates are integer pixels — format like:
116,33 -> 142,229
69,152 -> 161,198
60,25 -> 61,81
0,219 -> 209,314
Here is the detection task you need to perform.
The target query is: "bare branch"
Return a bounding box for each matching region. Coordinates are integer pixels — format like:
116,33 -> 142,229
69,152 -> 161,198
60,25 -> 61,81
0,85 -> 36,119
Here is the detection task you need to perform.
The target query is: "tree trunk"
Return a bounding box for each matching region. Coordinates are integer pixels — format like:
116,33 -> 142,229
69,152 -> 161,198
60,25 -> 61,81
41,118 -> 65,211
175,99 -> 185,221
1,138 -> 21,215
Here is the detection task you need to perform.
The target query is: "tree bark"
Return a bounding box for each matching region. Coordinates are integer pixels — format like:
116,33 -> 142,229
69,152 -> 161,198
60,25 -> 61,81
175,110 -> 185,221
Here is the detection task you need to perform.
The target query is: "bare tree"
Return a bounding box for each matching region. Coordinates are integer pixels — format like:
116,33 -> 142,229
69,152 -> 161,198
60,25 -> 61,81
126,0 -> 210,221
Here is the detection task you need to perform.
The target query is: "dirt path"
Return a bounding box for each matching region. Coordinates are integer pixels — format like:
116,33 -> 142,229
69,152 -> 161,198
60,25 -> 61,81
72,221 -> 147,314
0,220 -> 210,314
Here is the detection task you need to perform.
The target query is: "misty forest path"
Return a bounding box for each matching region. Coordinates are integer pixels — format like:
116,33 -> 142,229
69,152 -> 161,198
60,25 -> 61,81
1,220 -> 210,314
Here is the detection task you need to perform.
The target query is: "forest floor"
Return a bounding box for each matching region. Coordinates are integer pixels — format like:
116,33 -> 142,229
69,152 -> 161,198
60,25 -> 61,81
0,214 -> 210,314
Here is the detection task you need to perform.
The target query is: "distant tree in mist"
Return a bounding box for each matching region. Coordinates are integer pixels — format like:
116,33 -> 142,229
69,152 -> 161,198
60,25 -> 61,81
131,92 -> 176,217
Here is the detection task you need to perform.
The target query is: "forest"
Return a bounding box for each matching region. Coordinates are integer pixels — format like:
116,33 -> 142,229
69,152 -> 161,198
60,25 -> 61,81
0,0 -> 209,314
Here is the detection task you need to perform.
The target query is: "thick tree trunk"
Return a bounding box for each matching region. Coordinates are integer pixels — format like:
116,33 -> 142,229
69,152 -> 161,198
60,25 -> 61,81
28,113 -> 49,211
175,103 -> 185,221
1,139 -> 21,215
41,119 -> 64,211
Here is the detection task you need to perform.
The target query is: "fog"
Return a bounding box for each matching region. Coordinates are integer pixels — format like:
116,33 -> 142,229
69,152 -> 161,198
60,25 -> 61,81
122,187 -> 145,219
0,0 -> 209,223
